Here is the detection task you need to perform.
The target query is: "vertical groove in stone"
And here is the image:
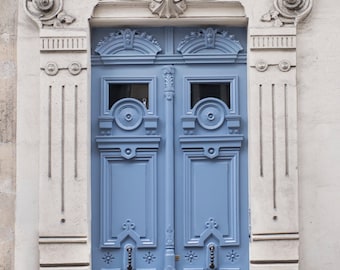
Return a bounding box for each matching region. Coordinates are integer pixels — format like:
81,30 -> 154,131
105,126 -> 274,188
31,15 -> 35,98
61,85 -> 65,213
74,85 -> 78,179
284,83 -> 289,176
259,84 -> 263,177
48,85 -> 52,178
272,84 -> 277,210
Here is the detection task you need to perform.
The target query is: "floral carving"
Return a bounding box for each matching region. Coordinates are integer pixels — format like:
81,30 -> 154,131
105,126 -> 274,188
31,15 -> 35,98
163,66 -> 175,93
149,0 -> 187,18
143,251 -> 156,264
25,0 -> 75,27
185,250 -> 198,263
261,0 -> 313,26
102,252 -> 115,264
226,249 -> 240,262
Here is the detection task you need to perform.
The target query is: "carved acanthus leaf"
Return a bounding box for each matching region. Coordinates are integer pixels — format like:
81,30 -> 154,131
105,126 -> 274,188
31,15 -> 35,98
261,0 -> 312,26
25,0 -> 75,27
149,0 -> 187,18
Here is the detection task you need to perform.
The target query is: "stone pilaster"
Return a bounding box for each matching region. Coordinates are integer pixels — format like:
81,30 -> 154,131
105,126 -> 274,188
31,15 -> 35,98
249,26 -> 299,270
38,29 -> 90,269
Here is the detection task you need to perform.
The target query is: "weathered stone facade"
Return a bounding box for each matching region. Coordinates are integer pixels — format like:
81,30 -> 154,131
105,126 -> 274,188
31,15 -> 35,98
0,0 -> 340,270
0,0 -> 17,269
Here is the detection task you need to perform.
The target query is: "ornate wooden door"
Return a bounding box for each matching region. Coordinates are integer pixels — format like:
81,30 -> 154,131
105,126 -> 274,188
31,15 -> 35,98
91,27 -> 248,270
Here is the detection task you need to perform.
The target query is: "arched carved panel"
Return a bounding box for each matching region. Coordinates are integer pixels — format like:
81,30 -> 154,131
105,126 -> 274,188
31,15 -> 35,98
177,28 -> 244,63
95,29 -> 162,63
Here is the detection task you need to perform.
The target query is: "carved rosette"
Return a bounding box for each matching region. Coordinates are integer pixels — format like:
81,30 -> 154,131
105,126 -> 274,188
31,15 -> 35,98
149,0 -> 187,18
262,0 -> 313,26
25,0 -> 75,27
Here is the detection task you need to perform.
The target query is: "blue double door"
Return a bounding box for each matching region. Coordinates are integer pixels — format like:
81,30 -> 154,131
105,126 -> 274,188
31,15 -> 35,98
92,27 -> 248,270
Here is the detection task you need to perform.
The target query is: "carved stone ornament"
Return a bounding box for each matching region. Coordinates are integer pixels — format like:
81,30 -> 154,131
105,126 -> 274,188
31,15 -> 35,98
95,29 -> 162,56
25,0 -> 75,27
149,0 -> 187,18
44,61 -> 59,76
255,60 -> 269,72
261,0 -> 313,26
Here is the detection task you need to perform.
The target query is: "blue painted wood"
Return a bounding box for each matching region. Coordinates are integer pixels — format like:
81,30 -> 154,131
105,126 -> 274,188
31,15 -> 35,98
91,27 -> 248,270
162,66 -> 176,270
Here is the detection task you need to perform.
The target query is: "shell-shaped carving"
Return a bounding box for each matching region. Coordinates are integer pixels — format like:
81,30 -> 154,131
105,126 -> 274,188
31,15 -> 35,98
95,29 -> 162,56
177,28 -> 243,55
149,0 -> 187,19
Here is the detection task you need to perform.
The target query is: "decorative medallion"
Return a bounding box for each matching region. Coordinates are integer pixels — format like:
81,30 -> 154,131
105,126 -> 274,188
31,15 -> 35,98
195,99 -> 225,130
143,251 -> 156,264
185,250 -> 198,263
24,0 -> 75,27
261,0 -> 313,26
255,60 -> 269,72
68,62 -> 82,75
102,252 -> 115,264
44,61 -> 59,76
278,60 -> 292,72
226,249 -> 240,263
113,99 -> 144,131
149,0 -> 187,19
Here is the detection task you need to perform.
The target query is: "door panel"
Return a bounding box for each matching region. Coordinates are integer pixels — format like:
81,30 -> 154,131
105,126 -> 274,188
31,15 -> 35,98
91,27 -> 248,270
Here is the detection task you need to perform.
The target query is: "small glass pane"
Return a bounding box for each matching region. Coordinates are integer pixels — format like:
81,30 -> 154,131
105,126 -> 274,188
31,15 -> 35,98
191,82 -> 230,108
109,83 -> 149,109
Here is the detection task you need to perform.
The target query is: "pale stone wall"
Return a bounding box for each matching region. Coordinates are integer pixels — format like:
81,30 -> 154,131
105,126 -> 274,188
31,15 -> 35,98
6,0 -> 340,270
298,1 -> 340,269
0,0 -> 17,270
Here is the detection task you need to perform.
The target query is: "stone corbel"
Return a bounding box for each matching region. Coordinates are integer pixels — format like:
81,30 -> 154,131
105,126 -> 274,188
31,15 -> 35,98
24,0 -> 75,27
261,0 -> 313,26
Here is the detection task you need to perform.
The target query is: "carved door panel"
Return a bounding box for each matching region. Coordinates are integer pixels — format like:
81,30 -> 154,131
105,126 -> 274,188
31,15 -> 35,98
91,27 -> 248,270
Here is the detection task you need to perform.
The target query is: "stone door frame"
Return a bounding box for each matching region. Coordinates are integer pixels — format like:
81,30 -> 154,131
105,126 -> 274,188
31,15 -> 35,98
16,1 -> 312,269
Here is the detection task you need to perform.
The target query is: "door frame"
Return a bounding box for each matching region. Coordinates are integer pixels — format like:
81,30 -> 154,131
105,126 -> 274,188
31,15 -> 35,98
90,33 -> 249,267
16,1 -> 307,269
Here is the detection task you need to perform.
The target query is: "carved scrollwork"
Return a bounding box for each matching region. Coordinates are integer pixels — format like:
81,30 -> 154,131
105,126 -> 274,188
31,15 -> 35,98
261,0 -> 313,26
25,0 -> 75,27
149,0 -> 187,18
95,29 -> 162,57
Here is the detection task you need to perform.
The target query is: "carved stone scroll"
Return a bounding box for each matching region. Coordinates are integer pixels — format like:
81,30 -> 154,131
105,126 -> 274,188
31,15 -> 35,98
261,0 -> 313,26
25,0 -> 75,27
